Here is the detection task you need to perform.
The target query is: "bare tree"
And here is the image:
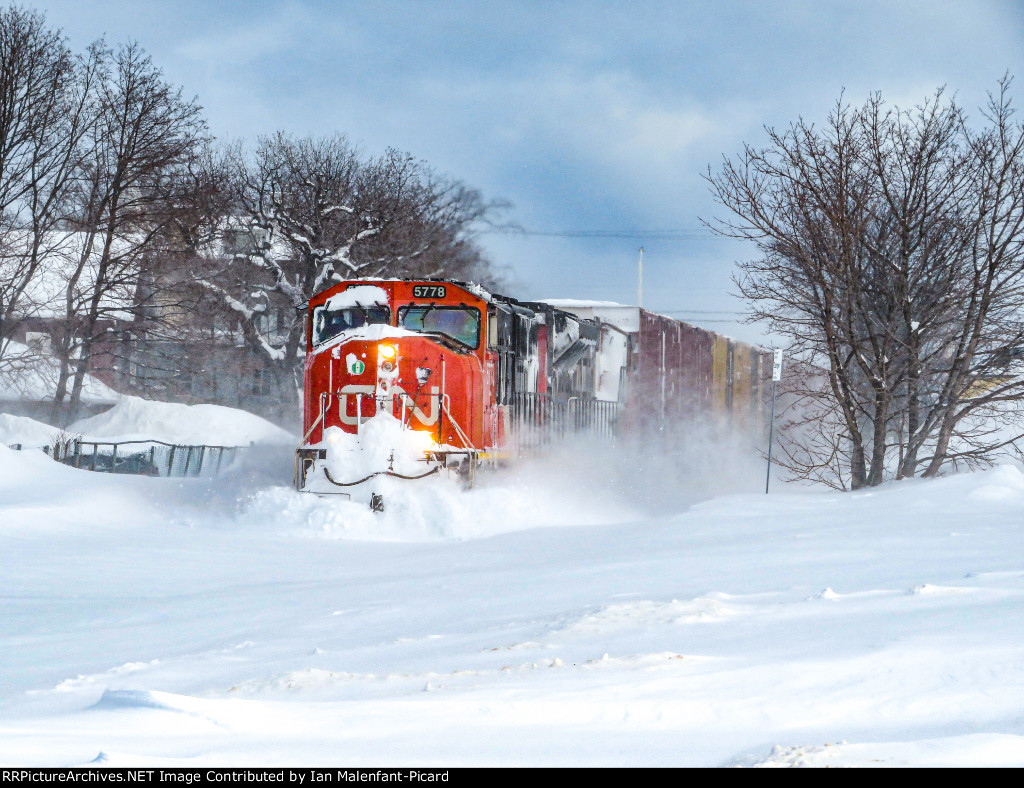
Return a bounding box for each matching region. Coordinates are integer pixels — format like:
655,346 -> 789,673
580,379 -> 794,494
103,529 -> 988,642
196,133 -> 502,417
0,8 -> 98,368
49,41 -> 207,422
707,79 -> 1024,488
915,80 -> 1024,475
98,140 -> 241,402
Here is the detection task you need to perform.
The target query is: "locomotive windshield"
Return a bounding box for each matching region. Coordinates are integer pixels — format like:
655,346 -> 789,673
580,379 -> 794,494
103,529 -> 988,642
312,305 -> 390,346
399,305 -> 480,348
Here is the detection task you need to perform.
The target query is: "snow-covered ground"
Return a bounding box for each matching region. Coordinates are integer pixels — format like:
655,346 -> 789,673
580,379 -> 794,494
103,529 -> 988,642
0,413 -> 64,448
1,401 -> 1024,767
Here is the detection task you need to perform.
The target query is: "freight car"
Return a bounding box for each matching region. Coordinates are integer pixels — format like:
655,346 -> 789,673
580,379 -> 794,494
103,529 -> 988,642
294,279 -> 770,507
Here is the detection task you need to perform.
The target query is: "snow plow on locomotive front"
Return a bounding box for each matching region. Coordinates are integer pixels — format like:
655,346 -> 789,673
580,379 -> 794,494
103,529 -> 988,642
294,281 -> 498,507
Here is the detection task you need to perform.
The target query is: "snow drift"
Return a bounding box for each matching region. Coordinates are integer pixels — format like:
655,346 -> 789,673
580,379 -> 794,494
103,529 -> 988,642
0,413 -> 65,448
69,396 -> 297,446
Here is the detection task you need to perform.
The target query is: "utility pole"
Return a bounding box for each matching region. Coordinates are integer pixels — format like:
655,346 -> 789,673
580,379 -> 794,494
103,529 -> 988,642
637,247 -> 644,308
766,348 -> 783,493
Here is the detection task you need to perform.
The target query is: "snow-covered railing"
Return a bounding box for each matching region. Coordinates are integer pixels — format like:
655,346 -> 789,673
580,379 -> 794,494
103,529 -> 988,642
511,393 -> 619,451
48,439 -> 245,478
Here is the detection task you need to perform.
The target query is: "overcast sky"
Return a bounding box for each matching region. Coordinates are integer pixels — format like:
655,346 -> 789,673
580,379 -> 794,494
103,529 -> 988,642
31,0 -> 1024,344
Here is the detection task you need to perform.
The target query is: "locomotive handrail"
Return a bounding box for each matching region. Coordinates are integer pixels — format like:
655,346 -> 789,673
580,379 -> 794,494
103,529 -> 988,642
301,395 -> 327,445
394,389 -> 441,429
440,393 -> 476,450
508,392 -> 620,451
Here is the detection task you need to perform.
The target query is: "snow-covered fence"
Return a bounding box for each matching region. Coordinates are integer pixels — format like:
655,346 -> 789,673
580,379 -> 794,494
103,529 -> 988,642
49,439 -> 245,478
511,393 -> 619,451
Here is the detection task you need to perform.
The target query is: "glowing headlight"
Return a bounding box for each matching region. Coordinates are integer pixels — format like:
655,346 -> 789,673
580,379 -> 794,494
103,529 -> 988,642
378,344 -> 397,361
408,430 -> 435,450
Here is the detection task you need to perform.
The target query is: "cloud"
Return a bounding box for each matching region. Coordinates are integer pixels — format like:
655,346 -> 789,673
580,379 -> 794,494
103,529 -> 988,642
174,1 -> 318,67
388,65 -> 762,228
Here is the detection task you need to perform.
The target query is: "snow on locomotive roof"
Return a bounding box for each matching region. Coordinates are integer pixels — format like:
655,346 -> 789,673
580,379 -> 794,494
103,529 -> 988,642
310,322 -> 423,356
324,284 -> 389,310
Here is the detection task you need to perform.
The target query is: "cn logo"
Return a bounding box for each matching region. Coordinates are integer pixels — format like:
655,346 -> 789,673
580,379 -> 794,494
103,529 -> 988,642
394,385 -> 440,426
337,384 -> 439,426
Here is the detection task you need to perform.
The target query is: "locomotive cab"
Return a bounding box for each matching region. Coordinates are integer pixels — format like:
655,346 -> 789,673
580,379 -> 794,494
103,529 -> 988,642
295,280 -> 495,499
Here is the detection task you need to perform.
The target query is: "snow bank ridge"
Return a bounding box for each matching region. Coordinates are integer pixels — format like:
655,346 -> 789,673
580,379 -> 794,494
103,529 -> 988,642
91,689 -> 176,711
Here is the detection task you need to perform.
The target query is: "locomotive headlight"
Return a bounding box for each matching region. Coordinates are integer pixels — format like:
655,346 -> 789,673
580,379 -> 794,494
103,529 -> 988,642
416,366 -> 432,385
409,429 -> 435,449
378,344 -> 397,361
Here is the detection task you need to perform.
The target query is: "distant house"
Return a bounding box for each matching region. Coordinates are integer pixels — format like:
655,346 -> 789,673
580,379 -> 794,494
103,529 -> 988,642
0,227 -> 288,426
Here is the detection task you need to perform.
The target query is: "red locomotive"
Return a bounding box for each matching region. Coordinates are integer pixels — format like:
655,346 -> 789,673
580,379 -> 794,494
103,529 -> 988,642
295,279 -> 771,507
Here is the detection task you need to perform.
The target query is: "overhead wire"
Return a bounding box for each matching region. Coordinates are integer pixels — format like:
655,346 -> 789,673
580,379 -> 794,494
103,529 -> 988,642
484,227 -> 750,321
480,228 -> 720,240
